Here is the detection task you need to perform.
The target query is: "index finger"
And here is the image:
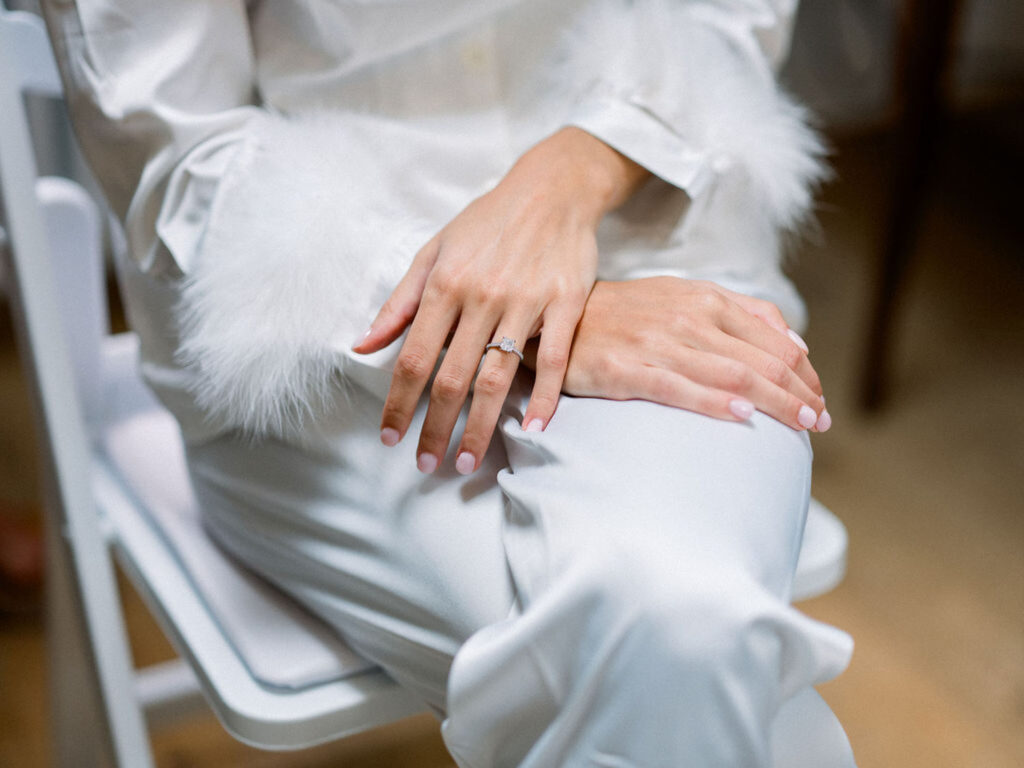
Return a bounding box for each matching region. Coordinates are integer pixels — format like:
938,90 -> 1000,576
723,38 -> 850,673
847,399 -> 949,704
719,303 -> 824,398
355,235 -> 441,354
379,289 -> 458,446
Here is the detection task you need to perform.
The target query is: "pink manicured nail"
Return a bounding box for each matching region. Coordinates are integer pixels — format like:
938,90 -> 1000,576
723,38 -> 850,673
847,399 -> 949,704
797,405 -> 817,429
787,329 -> 809,354
352,328 -> 373,350
380,427 -> 400,447
455,452 -> 476,475
729,399 -> 755,421
815,409 -> 832,432
524,418 -> 545,432
417,453 -> 438,474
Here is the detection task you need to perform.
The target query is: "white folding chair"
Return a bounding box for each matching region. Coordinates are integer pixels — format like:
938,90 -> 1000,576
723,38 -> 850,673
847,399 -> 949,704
0,7 -> 426,767
0,5 -> 848,767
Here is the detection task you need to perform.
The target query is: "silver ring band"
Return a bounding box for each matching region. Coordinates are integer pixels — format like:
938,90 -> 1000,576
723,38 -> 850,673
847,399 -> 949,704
484,336 -> 524,362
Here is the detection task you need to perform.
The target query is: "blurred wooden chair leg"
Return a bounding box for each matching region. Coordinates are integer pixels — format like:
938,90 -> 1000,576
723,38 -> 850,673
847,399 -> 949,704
0,505 -> 43,612
859,0 -> 961,411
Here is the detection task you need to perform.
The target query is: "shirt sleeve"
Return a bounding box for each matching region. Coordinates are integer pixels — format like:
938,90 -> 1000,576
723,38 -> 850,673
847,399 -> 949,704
41,0 -> 258,277
557,0 -> 826,246
41,0 -> 409,437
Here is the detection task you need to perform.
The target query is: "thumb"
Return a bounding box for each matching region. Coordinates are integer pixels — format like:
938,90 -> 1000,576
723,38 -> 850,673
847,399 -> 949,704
353,235 -> 440,354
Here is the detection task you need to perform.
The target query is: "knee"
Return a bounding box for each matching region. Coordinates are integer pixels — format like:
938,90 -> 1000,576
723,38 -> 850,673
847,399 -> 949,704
550,542 -> 788,759
569,541 -> 781,683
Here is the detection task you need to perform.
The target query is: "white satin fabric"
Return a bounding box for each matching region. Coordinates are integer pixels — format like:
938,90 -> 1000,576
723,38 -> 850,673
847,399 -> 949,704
186,352 -> 854,767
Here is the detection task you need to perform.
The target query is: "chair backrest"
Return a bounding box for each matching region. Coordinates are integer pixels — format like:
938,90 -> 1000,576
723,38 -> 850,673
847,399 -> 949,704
0,2 -> 61,96
0,5 -> 153,764
1,3 -> 109,431
1,1 -> 93,443
0,3 -> 91,511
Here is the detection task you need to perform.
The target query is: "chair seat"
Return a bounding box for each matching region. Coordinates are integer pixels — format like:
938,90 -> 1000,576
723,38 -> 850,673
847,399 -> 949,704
794,498 -> 848,602
95,333 -> 424,748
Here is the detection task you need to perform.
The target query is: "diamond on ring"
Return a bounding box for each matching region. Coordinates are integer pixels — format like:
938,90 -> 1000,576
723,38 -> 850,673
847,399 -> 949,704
484,336 -> 524,362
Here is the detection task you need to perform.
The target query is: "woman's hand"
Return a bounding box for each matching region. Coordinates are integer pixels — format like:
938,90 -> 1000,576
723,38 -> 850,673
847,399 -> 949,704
547,278 -> 830,432
353,127 -> 650,474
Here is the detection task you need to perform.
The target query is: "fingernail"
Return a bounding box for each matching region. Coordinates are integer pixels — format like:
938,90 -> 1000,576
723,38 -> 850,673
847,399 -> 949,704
815,408 -> 832,432
380,427 -> 400,447
417,453 -> 438,474
455,452 -> 476,475
797,405 -> 817,429
524,418 -> 545,432
352,327 -> 373,350
729,399 -> 755,421
787,329 -> 809,353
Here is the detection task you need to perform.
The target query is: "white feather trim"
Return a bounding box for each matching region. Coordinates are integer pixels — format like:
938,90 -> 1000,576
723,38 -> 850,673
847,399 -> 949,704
176,111 -> 429,437
553,0 -> 828,254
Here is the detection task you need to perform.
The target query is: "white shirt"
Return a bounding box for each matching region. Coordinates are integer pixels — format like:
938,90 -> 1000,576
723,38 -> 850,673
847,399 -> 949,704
44,0 -> 823,440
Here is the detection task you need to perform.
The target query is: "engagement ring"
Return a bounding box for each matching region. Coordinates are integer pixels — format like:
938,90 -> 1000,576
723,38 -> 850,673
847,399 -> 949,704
484,336 -> 524,362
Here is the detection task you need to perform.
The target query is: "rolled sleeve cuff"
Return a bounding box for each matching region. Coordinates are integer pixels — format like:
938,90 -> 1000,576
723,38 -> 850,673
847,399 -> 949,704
567,94 -> 714,199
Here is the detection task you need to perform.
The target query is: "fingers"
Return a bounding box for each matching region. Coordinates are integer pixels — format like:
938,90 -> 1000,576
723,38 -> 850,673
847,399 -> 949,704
708,284 -> 790,335
709,350 -> 822,431
452,322 -> 532,475
718,305 -> 823,399
707,284 -> 815,376
378,282 -> 458,447
414,301 -> 579,475
413,314 -> 494,473
450,301 -> 580,477
353,235 -> 441,354
521,303 -> 580,432
670,344 -> 827,432
607,363 -> 757,423
703,299 -> 829,433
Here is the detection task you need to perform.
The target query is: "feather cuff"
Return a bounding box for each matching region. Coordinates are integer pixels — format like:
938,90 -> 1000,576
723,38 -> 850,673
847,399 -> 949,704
176,111 -> 425,437
555,0 -> 828,255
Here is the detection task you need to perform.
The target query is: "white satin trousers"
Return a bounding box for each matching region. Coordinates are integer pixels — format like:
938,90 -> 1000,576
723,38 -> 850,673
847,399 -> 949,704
186,360 -> 855,768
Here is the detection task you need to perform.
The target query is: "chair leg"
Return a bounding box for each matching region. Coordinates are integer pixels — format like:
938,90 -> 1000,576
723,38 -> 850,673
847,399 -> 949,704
135,658 -> 207,730
859,0 -> 961,410
44,494 -> 155,768
46,503 -> 116,767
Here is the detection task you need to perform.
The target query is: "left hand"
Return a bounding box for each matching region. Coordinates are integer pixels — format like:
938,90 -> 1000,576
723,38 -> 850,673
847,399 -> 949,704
353,127 -> 649,474
543,277 -> 829,432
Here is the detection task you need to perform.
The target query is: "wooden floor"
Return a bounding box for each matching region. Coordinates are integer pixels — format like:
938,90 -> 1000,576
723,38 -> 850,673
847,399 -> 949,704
1,116 -> 1022,766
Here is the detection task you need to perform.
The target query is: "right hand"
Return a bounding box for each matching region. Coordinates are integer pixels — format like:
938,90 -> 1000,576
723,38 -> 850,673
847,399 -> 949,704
353,127 -> 649,474
552,278 -> 830,432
